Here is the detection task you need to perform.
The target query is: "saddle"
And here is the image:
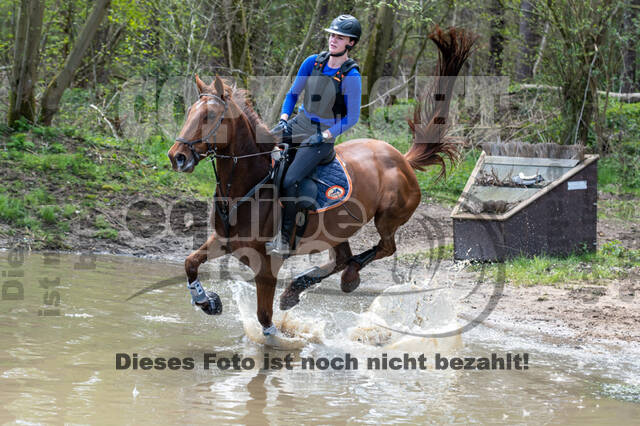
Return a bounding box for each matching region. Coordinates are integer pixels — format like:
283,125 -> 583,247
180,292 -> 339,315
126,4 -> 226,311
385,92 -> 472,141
270,144 -> 346,251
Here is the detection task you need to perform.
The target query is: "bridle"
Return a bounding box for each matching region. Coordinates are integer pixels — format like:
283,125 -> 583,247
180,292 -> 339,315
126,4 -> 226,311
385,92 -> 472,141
175,93 -> 229,167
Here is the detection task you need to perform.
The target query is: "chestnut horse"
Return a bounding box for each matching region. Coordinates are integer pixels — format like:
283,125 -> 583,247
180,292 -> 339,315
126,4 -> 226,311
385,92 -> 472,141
167,27 -> 475,335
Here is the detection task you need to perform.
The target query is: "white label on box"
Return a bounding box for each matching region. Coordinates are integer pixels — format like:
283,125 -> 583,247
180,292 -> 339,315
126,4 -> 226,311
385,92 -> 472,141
567,180 -> 587,190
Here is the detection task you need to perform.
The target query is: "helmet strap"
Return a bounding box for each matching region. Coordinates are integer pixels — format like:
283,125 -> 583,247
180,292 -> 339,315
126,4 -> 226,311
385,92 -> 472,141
329,49 -> 348,57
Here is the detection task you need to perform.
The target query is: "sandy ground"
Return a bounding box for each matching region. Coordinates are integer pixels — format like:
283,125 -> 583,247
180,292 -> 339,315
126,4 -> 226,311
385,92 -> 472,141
1,195 -> 638,345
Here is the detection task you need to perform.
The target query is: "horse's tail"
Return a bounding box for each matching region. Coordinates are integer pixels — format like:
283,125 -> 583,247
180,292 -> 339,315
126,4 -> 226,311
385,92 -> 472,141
405,26 -> 477,177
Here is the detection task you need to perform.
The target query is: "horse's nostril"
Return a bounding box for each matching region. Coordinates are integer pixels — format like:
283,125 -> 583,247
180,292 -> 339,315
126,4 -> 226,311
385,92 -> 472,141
176,153 -> 186,166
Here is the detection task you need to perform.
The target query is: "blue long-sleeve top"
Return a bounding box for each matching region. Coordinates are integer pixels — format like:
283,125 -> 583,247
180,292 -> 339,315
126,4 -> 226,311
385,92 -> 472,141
281,54 -> 362,138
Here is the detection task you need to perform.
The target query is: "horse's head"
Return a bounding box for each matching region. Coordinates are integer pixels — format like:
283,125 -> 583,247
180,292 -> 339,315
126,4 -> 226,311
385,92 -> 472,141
168,75 -> 229,173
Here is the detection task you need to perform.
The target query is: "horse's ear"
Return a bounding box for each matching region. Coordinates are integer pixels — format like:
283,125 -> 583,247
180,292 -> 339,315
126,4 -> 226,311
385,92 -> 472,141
195,74 -> 207,94
214,75 -> 225,100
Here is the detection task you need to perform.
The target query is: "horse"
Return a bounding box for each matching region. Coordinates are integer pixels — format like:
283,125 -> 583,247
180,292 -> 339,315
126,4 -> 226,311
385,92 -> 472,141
167,27 -> 475,336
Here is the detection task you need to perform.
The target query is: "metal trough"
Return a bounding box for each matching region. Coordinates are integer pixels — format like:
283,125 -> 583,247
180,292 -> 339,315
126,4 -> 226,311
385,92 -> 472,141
451,151 -> 599,261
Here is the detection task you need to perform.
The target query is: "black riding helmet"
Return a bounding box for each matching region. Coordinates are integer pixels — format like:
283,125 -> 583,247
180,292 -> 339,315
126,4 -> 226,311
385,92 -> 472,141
324,15 -> 362,49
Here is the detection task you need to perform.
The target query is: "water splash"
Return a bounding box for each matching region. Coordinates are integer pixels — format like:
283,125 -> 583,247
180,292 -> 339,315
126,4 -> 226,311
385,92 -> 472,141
230,278 -> 462,356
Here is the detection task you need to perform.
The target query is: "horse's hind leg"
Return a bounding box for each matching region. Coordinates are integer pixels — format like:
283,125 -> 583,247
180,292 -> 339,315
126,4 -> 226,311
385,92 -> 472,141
341,210 -> 403,291
185,233 -> 227,315
279,241 -> 353,310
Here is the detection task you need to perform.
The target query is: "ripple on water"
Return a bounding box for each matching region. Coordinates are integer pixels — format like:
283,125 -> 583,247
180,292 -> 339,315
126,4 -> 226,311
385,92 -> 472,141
600,383 -> 640,403
142,314 -> 182,324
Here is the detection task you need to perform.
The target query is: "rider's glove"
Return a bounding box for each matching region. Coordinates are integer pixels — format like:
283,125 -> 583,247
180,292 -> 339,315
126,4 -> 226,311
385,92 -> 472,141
270,119 -> 289,135
309,131 -> 324,146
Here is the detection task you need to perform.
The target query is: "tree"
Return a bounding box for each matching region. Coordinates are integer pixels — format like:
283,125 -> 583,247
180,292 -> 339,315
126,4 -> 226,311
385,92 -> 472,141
38,0 -> 111,125
537,0 -> 621,145
361,1 -> 395,118
622,0 -> 640,93
7,0 -> 44,126
488,0 -> 505,75
515,0 -> 541,81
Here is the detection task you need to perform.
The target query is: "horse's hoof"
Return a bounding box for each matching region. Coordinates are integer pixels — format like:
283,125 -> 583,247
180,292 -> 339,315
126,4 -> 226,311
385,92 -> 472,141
341,276 -> 361,293
279,287 -> 301,311
341,265 -> 361,293
198,291 -> 223,315
263,325 -> 277,336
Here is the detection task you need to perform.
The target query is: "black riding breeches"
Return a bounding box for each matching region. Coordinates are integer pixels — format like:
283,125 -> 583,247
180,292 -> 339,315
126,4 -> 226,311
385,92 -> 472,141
281,113 -> 335,195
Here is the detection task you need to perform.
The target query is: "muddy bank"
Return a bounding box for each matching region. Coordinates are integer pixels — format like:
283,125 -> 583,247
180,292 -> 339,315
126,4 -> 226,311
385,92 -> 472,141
2,196 -> 638,345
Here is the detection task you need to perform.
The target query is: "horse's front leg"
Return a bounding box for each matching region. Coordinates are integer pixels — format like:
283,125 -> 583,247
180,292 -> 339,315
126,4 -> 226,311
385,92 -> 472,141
255,272 -> 278,335
185,233 -> 227,315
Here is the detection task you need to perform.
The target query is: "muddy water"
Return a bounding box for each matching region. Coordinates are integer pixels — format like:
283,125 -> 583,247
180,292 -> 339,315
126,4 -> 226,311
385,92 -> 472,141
1,251 -> 639,424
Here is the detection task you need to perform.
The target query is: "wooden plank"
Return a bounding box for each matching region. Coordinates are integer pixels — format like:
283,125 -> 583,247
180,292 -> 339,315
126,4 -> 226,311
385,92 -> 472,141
485,156 -> 579,168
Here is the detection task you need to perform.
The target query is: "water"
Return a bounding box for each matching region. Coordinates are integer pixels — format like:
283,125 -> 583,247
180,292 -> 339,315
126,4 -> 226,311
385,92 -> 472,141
0,251 -> 638,424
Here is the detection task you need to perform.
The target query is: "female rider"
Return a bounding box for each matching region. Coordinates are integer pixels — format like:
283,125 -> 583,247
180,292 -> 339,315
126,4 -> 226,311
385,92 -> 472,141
266,14 -> 363,256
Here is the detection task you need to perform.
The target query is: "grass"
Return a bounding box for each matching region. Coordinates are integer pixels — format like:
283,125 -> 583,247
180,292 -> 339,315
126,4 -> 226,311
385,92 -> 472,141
398,244 -> 454,264
93,214 -> 118,240
400,241 -> 638,287
472,240 -> 639,287
598,199 -> 640,221
0,123 -> 218,248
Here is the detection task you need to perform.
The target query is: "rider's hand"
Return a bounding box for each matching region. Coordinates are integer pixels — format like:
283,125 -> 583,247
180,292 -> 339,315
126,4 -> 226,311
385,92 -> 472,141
309,131 -> 324,146
270,119 -> 289,135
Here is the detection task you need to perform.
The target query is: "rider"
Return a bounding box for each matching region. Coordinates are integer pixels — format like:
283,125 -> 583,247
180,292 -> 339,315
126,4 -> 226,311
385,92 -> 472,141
266,14 -> 363,256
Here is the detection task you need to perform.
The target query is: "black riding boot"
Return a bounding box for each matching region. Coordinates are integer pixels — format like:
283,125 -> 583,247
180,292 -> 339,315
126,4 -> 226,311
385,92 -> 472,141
265,200 -> 297,257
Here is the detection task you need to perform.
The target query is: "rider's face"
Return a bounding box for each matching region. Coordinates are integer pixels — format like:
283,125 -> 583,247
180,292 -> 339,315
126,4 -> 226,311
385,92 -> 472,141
328,33 -> 353,55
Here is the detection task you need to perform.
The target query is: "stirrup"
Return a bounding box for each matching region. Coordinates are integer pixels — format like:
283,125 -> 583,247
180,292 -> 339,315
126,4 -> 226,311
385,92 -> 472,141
265,233 -> 293,257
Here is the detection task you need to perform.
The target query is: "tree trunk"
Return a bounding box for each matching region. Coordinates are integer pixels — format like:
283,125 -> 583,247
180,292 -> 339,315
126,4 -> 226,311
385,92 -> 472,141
532,21 -> 549,77
488,0 -> 505,75
361,1 -> 395,118
515,0 -> 541,81
229,0 -> 253,86
7,0 -> 44,126
408,33 -> 429,99
622,0 -> 640,93
391,23 -> 411,78
38,0 -> 111,126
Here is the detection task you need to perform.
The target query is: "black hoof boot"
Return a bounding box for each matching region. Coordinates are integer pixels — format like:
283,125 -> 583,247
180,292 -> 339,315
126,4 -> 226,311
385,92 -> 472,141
279,287 -> 301,311
198,291 -> 223,315
279,267 -> 323,310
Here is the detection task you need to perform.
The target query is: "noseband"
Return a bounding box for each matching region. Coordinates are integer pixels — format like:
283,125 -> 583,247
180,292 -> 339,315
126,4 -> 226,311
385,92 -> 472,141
175,93 -> 228,166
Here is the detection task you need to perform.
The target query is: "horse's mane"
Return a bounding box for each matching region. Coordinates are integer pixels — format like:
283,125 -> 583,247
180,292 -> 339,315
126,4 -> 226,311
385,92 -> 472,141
222,79 -> 277,152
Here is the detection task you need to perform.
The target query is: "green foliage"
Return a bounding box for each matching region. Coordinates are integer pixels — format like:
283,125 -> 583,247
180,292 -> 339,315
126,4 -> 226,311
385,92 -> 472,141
94,214 -> 119,239
0,194 -> 27,223
62,204 -> 77,218
38,205 -> 59,224
24,188 -> 51,207
6,133 -> 35,150
94,228 -> 119,240
416,149 -> 480,204
606,101 -> 640,147
94,214 -> 110,229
